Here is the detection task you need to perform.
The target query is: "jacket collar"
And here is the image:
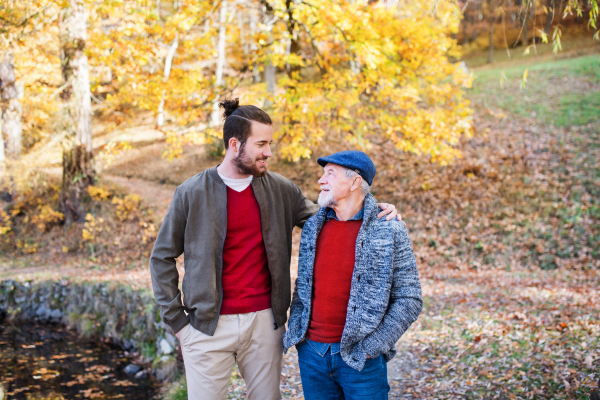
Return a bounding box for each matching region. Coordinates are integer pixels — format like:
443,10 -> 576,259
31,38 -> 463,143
209,164 -> 269,188
208,165 -> 226,186
313,193 -> 378,232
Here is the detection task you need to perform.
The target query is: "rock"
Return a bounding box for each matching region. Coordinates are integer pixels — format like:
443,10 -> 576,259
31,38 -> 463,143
14,295 -> 27,304
135,370 -> 148,379
159,338 -> 174,355
50,309 -> 62,323
165,332 -> 177,348
157,321 -> 169,331
124,364 -> 141,375
154,356 -> 177,382
122,339 -> 133,351
121,338 -> 137,351
35,304 -> 52,321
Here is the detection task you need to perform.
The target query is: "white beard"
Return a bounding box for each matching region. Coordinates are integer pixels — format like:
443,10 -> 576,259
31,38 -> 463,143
318,188 -> 337,208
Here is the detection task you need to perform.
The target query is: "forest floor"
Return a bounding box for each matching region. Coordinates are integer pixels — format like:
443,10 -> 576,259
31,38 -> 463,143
1,53 -> 599,399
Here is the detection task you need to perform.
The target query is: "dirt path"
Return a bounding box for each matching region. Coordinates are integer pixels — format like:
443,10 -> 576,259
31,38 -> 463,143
103,174 -> 177,219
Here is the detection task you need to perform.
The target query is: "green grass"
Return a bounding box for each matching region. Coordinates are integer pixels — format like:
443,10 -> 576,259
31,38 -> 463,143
463,35 -> 600,69
471,54 -> 600,126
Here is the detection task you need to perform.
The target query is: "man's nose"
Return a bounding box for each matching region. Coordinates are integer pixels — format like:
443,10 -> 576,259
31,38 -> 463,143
264,145 -> 273,158
318,175 -> 326,185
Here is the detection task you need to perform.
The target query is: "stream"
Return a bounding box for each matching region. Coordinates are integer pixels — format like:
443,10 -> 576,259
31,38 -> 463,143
0,321 -> 158,399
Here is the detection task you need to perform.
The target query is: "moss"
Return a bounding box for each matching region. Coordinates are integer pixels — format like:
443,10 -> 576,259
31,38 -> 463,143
78,315 -> 96,339
152,355 -> 178,382
161,374 -> 187,400
67,312 -> 81,327
141,341 -> 157,360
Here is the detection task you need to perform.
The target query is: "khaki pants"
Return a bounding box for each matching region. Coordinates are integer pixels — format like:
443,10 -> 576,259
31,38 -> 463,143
179,308 -> 285,400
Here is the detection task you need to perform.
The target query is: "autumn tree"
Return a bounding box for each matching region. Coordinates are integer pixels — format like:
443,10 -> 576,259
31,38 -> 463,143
260,0 -> 473,164
59,0 -> 93,223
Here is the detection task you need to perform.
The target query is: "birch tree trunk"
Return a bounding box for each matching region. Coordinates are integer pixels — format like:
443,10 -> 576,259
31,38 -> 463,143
211,0 -> 227,127
157,36 -> 179,128
59,0 -> 93,224
264,6 -> 276,108
250,11 -> 260,83
0,52 -> 22,159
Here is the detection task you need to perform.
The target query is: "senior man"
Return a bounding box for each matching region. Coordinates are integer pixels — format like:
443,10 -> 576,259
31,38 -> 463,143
284,150 -> 423,399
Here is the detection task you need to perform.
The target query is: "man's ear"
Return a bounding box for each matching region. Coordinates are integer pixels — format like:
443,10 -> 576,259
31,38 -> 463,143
350,176 -> 361,192
229,138 -> 239,153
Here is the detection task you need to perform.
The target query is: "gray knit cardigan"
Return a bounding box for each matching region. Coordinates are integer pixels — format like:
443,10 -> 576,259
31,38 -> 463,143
283,193 -> 423,371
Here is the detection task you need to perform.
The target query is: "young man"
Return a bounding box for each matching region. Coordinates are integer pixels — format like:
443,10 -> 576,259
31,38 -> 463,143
149,100 -> 400,400
284,151 -> 423,400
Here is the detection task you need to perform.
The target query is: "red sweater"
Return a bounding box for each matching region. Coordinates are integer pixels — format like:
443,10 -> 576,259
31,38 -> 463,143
220,186 -> 272,315
306,219 -> 362,343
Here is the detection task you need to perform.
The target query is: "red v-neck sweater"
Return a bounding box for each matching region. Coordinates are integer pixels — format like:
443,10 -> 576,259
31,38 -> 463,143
220,186 -> 272,315
306,219 -> 362,343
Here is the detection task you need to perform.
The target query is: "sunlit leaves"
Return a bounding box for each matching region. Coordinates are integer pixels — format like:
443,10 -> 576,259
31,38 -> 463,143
264,0 -> 473,164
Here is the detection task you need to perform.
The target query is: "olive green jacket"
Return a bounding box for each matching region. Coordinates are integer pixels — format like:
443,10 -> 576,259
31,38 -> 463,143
149,166 -> 319,336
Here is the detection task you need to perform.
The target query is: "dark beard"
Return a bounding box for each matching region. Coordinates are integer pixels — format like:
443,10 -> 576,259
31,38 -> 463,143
233,142 -> 267,178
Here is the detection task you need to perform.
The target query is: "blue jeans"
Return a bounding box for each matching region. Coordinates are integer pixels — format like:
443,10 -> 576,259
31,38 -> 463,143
296,338 -> 390,400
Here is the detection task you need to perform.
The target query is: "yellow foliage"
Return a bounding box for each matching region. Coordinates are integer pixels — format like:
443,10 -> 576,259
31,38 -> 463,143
0,210 -> 12,236
30,205 -> 64,232
82,213 -> 104,242
112,195 -> 141,222
162,133 -> 184,161
268,0 -> 473,164
17,240 -> 38,253
88,185 -> 111,201
97,141 -> 133,168
140,221 -> 157,245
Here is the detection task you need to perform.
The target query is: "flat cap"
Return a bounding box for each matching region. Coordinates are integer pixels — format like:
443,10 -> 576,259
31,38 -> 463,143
317,150 -> 376,186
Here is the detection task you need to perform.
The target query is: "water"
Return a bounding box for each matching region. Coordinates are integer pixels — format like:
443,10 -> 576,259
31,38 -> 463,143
0,322 -> 158,399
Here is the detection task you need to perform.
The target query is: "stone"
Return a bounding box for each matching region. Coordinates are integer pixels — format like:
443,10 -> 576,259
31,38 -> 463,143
121,338 -> 137,351
50,309 -> 63,322
123,364 -> 141,375
165,332 -> 177,348
154,356 -> 177,382
159,338 -> 174,355
135,370 -> 148,379
14,295 -> 27,304
35,304 -> 52,321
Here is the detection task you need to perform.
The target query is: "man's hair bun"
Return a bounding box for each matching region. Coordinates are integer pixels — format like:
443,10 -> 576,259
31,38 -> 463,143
218,99 -> 272,151
219,98 -> 240,118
